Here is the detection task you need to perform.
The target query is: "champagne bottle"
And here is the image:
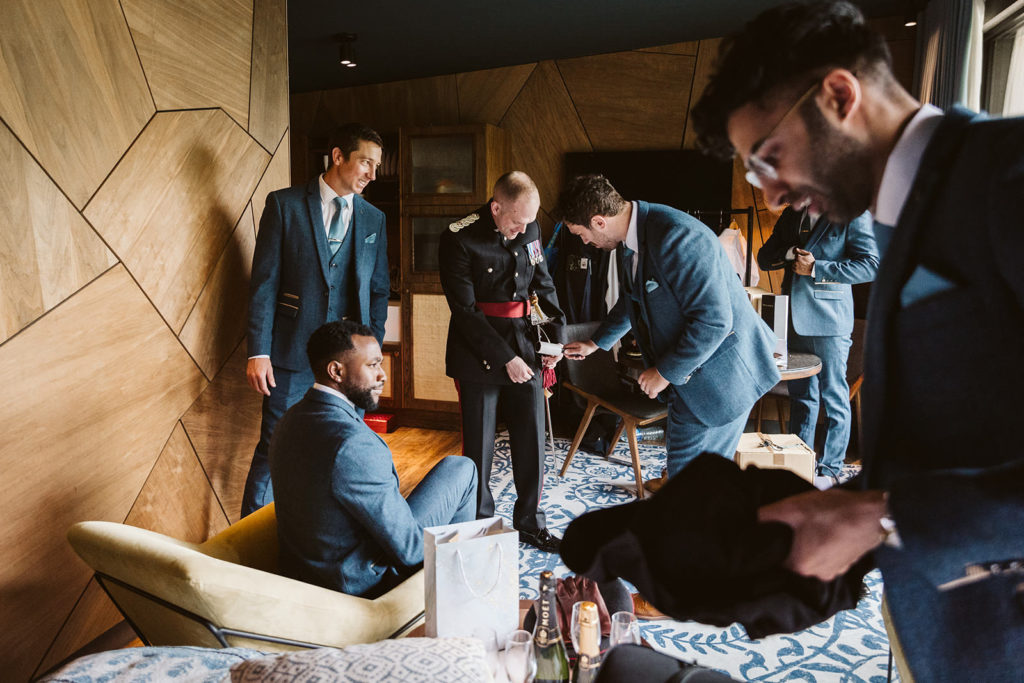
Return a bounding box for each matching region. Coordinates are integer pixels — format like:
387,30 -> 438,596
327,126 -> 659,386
533,571 -> 570,683
572,601 -> 601,683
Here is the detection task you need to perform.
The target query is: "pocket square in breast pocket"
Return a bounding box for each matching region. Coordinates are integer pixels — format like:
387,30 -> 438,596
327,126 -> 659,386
645,279 -> 659,292
900,265 -> 957,307
364,233 -> 377,244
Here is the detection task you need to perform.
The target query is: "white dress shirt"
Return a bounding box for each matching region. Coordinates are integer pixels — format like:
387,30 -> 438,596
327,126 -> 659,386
874,104 -> 945,227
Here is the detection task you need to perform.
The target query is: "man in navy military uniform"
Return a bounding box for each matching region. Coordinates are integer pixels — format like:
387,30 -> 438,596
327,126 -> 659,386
243,123 -> 390,517
757,207 -> 878,482
439,171 -> 565,553
560,174 -> 780,479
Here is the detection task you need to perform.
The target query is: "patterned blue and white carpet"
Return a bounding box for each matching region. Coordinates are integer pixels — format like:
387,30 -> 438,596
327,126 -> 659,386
487,433 -> 898,682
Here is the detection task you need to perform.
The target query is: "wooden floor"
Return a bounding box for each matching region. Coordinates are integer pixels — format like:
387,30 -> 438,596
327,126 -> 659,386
382,427 -> 462,497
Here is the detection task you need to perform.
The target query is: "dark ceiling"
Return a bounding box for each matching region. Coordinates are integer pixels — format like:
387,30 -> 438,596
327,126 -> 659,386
287,0 -> 907,93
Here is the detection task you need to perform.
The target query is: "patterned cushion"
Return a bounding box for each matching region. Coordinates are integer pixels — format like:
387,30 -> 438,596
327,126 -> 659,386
227,638 -> 491,683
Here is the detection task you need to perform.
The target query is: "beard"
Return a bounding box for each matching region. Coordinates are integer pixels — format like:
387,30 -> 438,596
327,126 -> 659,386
340,378 -> 380,412
801,104 -> 875,223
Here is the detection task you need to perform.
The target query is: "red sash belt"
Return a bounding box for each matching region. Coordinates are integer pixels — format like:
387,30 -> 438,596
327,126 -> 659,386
475,301 -> 531,318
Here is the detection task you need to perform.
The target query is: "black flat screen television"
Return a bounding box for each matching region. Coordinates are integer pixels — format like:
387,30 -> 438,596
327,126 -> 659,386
563,150 -> 733,221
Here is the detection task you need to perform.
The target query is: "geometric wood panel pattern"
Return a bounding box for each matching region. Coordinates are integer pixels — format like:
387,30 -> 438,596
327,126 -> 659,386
1,1 -> 288,677
456,64 -> 536,125
121,0 -> 253,128
636,41 -> 700,55
0,265 -> 205,682
411,293 -> 458,403
179,205 -> 257,380
252,131 -> 292,237
557,50 -> 695,150
33,578 -> 124,679
181,342 -> 263,525
84,110 -> 269,332
0,119 -> 116,344
0,0 -> 154,208
249,0 -> 289,152
501,60 -> 592,211
124,421 -> 231,542
320,74 -> 461,134
682,38 -> 723,150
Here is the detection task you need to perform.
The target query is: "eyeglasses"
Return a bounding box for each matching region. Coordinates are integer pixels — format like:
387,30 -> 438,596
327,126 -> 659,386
742,83 -> 819,189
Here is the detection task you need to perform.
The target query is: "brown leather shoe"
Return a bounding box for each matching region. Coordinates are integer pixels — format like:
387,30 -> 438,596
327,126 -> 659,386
632,593 -> 671,621
643,470 -> 667,494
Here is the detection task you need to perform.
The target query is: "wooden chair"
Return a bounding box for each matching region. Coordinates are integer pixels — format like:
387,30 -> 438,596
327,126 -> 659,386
558,323 -> 667,499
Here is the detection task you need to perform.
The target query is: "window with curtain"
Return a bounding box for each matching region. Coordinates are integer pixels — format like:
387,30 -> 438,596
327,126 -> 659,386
982,0 -> 1024,115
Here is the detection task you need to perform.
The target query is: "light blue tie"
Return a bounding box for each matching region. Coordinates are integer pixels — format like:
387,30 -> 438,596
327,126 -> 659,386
328,196 -> 348,256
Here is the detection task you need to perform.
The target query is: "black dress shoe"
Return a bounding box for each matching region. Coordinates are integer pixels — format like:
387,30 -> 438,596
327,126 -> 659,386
518,528 -> 561,553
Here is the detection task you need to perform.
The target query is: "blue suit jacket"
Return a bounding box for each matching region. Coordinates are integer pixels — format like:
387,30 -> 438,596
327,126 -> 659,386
592,202 -> 780,427
757,209 -> 878,337
248,178 -> 390,371
270,388 -> 422,597
862,108 -> 1024,679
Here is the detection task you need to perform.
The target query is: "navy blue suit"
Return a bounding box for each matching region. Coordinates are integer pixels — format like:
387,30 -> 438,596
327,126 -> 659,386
271,388 -> 477,597
592,202 -> 780,476
757,209 -> 878,474
243,177 -> 390,516
862,109 -> 1024,679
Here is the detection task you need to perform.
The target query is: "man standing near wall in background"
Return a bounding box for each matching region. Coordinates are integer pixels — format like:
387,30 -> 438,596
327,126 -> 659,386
757,207 -> 878,485
243,123 -> 391,518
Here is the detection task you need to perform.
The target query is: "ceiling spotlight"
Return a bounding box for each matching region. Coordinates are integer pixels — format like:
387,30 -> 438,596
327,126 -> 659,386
338,33 -> 358,68
903,1 -> 918,27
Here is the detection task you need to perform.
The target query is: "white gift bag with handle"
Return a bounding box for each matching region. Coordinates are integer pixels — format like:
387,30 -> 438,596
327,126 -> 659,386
424,517 -> 519,643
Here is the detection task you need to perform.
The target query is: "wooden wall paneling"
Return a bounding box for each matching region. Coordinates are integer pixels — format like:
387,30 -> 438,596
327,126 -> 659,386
410,293 -> 458,404
636,41 -> 700,56
500,60 -> 592,211
252,130 -> 292,235
0,0 -> 154,208
249,0 -> 289,152
456,64 -> 536,125
754,208 -> 782,294
179,205 -> 256,379
33,579 -> 124,678
84,110 -> 270,332
181,341 -> 263,525
557,50 -> 695,150
0,120 -> 116,344
121,0 -> 253,127
124,422 -> 231,542
0,265 -> 206,682
321,75 -> 461,134
682,38 -> 723,150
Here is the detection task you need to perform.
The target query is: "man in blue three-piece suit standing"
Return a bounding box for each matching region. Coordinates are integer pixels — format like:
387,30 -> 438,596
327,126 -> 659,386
560,174 -> 781,479
757,207 -> 878,480
242,123 -> 391,517
687,1 -> 1024,678
270,321 -> 477,597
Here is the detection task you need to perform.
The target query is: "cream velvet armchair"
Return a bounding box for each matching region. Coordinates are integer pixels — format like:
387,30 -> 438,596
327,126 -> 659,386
66,503 -> 425,652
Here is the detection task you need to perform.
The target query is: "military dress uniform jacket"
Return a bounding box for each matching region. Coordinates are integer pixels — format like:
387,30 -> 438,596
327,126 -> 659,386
439,204 -> 564,385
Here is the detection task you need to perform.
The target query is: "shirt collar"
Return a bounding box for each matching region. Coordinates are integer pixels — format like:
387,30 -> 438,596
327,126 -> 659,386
318,174 -> 354,209
312,382 -> 355,408
874,104 -> 944,227
624,201 -> 639,253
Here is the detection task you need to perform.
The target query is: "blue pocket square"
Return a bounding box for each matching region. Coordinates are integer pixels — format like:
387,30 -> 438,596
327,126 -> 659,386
364,233 -> 377,244
900,265 -> 957,307
645,279 -> 659,292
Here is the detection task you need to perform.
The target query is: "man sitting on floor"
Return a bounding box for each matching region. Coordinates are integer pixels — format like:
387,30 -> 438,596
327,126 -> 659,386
271,320 -> 478,597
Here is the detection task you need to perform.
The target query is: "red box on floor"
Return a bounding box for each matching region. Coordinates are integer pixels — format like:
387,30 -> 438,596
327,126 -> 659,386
364,412 -> 395,433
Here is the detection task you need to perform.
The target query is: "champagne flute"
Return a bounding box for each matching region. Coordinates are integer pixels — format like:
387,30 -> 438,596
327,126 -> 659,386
504,629 -> 537,683
609,611 -> 640,648
570,601 -> 585,655
473,626 -> 500,679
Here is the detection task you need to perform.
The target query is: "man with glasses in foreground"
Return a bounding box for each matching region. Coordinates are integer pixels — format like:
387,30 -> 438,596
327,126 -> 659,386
684,0 -> 1024,678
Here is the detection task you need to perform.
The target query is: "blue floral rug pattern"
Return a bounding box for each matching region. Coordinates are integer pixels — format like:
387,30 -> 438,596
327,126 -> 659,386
487,433 -> 898,682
